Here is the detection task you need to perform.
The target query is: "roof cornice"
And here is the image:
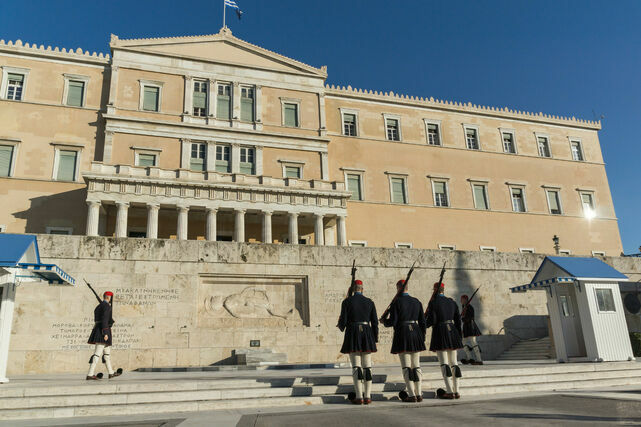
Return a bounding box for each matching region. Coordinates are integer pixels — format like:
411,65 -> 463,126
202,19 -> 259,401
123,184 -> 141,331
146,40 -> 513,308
0,39 -> 110,65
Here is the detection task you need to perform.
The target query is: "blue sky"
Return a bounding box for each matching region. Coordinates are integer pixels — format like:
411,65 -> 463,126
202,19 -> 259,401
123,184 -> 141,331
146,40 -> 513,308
2,1 -> 639,253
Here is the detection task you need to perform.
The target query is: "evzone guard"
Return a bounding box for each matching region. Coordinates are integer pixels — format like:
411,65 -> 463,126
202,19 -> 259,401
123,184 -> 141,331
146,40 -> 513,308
84,279 -> 123,380
425,281 -> 464,399
381,266 -> 427,403
337,275 -> 379,405
460,292 -> 483,365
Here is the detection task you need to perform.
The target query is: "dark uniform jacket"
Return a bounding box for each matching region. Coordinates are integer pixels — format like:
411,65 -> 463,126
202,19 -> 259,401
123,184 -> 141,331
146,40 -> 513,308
87,300 -> 113,347
382,293 -> 427,354
461,304 -> 482,337
425,294 -> 463,351
337,292 -> 378,353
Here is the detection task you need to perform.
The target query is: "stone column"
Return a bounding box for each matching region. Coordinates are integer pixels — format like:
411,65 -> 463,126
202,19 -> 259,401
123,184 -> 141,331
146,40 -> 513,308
86,201 -> 101,236
320,152 -> 329,180
314,213 -> 325,246
206,208 -> 218,241
176,205 -> 189,240
180,139 -> 191,170
231,143 -> 240,174
234,209 -> 246,242
115,202 -> 129,238
0,282 -> 17,383
146,203 -> 160,239
103,130 -> 114,164
232,82 -> 241,121
262,210 -> 273,244
107,66 -> 119,114
255,85 -> 263,124
255,146 -> 264,176
337,214 -> 347,246
288,212 -> 299,245
183,75 -> 193,117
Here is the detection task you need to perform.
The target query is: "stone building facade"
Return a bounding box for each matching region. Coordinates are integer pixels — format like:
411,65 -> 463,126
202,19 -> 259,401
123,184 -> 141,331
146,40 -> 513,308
0,28 -> 622,255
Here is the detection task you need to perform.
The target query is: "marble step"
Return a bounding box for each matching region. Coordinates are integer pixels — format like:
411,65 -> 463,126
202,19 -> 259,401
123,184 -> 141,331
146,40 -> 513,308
2,374 -> 641,421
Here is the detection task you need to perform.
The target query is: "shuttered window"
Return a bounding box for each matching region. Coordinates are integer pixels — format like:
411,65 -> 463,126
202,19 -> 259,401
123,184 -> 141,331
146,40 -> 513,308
217,84 -> 231,119
0,145 -> 14,177
571,141 -> 584,161
66,80 -> 85,107
473,184 -> 488,210
466,128 -> 479,149
391,177 -> 407,204
511,188 -> 526,212
239,147 -> 255,174
581,193 -> 595,213
190,143 -> 206,171
427,123 -> 440,145
386,118 -> 400,141
502,132 -> 516,153
546,190 -> 562,214
343,113 -> 357,136
285,166 -> 301,178
240,87 -> 254,122
215,145 -> 230,173
283,103 -> 299,127
56,150 -> 78,181
433,181 -> 449,207
138,153 -> 156,167
347,174 -> 362,200
193,81 -> 207,117
537,137 -> 551,157
143,86 -> 160,112
6,73 -> 24,100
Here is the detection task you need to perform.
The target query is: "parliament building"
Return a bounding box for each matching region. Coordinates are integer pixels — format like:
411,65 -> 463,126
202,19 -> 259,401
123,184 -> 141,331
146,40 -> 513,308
0,28 -> 623,255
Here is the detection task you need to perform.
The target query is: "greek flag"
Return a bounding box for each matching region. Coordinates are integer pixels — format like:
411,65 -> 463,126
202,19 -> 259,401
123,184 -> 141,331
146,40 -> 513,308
224,0 -> 243,19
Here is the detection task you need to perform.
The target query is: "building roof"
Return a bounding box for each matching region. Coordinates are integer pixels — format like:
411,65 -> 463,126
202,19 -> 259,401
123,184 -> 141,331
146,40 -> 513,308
0,234 -> 74,285
543,256 -> 628,281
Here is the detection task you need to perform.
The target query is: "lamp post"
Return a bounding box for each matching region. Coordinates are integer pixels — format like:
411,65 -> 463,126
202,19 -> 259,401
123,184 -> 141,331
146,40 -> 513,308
553,235 -> 560,255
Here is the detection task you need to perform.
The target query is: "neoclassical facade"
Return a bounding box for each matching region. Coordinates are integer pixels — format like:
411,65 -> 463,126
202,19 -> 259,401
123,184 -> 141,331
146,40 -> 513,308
0,28 -> 623,255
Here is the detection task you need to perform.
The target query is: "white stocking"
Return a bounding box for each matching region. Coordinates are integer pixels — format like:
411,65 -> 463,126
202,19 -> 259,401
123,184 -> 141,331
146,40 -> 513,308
410,351 -> 422,398
448,349 -> 460,394
399,353 -> 415,397
471,337 -> 482,361
463,336 -> 474,360
436,351 -> 452,394
362,352 -> 372,399
103,345 -> 115,375
349,353 -> 363,399
87,344 -> 104,376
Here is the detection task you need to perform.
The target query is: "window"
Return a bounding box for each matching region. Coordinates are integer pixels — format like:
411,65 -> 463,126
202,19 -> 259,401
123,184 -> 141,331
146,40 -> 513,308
6,73 -> 25,100
0,225 -> 5,233
346,173 -> 363,200
193,81 -> 208,117
386,118 -> 400,141
546,190 -> 562,215
0,144 -> 15,177
343,113 -> 357,136
349,241 -> 367,247
189,143 -> 206,171
217,83 -> 231,120
472,184 -> 489,210
432,181 -> 449,207
240,86 -> 255,122
519,248 -> 535,254
46,226 -> 72,235
502,131 -> 516,153
571,140 -> 584,161
137,153 -> 156,167
537,136 -> 551,157
510,187 -> 526,212
465,127 -> 479,150
480,246 -> 496,252
239,147 -> 255,174
592,251 -> 606,256
66,80 -> 86,107
580,192 -> 595,217
283,102 -> 299,127
215,145 -> 230,173
425,120 -> 441,146
142,85 -> 160,112
284,165 -> 301,178
595,288 -> 616,312
559,249 -> 571,255
395,242 -> 413,249
55,150 -> 78,181
390,177 -> 407,204
439,244 -> 456,250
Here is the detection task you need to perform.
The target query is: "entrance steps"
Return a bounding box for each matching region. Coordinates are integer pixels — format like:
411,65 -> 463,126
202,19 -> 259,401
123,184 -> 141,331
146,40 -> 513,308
497,336 -> 552,360
1,362 -> 640,420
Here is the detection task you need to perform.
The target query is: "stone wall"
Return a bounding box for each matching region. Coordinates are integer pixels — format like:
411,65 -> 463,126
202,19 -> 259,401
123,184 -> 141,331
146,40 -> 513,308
7,235 -> 641,375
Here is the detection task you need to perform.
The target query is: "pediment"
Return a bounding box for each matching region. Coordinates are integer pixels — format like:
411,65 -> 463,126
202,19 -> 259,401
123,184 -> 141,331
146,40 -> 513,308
111,29 -> 326,78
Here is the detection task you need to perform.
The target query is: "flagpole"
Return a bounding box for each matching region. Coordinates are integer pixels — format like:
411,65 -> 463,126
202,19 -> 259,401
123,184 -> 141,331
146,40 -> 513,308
223,0 -> 226,28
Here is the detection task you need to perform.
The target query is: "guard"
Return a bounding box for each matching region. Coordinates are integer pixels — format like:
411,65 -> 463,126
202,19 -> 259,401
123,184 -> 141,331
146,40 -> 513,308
381,279 -> 426,403
337,280 -> 378,405
425,282 -> 463,399
86,291 -> 122,380
460,294 -> 483,365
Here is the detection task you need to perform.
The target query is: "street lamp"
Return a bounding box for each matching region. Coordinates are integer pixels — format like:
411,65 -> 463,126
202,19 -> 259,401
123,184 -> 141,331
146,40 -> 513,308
553,235 -> 560,255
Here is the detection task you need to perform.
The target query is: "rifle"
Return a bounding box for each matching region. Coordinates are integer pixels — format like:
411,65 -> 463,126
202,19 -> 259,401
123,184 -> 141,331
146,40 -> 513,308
426,262 -> 447,315
346,259 -> 357,298
380,259 -> 418,321
83,278 -> 102,304
461,285 -> 482,318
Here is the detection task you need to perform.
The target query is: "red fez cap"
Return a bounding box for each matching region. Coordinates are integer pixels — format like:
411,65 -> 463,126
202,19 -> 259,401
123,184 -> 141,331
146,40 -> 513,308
433,282 -> 444,290
104,291 -> 114,297
354,280 -> 363,286
396,279 -> 406,287
461,294 -> 469,300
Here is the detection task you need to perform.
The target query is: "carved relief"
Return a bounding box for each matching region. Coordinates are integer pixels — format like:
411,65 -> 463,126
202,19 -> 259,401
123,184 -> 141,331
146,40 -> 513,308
204,286 -> 294,319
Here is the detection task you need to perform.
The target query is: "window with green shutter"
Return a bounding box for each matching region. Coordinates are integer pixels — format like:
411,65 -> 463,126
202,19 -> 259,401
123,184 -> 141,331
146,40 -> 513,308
239,147 -> 255,174
137,153 -> 156,167
217,84 -> 231,119
143,86 -> 160,111
433,181 -> 449,207
473,184 -> 488,210
0,145 -> 14,177
193,81 -> 207,117
56,150 -> 77,181
547,190 -> 562,215
283,103 -> 299,127
240,87 -> 254,122
66,80 -> 85,107
215,145 -> 230,173
6,73 -> 24,100
391,177 -> 406,204
347,174 -> 362,200
285,166 -> 301,178
343,113 -> 357,136
190,143 -> 206,171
